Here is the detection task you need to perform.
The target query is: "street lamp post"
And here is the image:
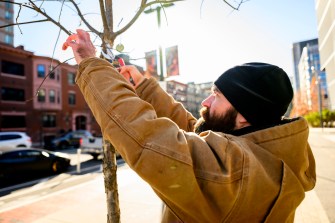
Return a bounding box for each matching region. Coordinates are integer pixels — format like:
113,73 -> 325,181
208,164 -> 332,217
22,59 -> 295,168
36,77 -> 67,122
312,65 -> 323,128
144,3 -> 174,81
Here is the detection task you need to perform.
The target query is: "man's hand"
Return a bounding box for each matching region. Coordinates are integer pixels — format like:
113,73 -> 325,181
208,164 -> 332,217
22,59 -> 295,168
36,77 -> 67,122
119,66 -> 145,89
62,29 -> 96,64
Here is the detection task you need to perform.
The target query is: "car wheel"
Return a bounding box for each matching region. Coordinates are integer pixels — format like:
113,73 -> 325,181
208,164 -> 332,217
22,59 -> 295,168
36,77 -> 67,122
51,160 -> 62,173
92,154 -> 99,160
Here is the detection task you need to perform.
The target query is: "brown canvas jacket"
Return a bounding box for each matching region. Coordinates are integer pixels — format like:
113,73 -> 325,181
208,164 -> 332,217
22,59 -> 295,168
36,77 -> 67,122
76,58 -> 316,223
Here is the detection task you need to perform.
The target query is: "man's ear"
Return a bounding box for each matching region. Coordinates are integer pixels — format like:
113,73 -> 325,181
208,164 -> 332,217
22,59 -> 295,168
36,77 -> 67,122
235,113 -> 251,129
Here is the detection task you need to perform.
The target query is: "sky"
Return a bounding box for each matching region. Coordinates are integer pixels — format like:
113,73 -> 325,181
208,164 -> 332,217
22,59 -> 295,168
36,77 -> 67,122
13,0 -> 318,84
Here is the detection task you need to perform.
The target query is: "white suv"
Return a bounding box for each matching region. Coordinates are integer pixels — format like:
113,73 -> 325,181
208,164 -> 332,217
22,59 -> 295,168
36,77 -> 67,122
0,132 -> 32,149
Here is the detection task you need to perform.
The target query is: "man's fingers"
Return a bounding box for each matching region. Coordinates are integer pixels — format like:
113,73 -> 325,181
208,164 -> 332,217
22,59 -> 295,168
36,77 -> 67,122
62,42 -> 69,50
76,29 -> 90,42
62,34 -> 78,50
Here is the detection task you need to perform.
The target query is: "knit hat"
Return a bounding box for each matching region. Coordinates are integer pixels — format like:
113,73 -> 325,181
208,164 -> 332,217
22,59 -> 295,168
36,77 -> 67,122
214,62 -> 293,126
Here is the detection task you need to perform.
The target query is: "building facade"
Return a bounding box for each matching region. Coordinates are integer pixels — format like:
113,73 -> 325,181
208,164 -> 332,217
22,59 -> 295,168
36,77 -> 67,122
158,79 -> 212,119
0,43 -> 100,146
292,38 -> 318,92
296,45 -> 328,115
315,0 -> 335,110
0,0 -> 14,45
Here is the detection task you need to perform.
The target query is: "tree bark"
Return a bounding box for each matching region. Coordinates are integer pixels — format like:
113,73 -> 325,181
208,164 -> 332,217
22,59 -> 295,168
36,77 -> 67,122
102,140 -> 120,223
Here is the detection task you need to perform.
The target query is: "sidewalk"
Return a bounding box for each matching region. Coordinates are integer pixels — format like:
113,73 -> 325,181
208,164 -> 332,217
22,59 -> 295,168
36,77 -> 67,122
0,163 -> 330,223
0,165 -> 162,223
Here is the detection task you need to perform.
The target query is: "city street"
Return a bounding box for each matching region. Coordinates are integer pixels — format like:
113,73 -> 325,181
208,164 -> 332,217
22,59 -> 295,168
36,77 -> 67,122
0,128 -> 334,222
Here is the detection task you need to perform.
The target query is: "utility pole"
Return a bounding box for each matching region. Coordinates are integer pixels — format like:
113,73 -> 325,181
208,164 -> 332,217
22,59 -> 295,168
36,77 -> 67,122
144,3 -> 174,81
312,65 -> 323,128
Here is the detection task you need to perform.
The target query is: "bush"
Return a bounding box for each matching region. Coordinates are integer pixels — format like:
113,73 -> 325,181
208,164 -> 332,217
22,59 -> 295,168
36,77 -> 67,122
304,109 -> 335,127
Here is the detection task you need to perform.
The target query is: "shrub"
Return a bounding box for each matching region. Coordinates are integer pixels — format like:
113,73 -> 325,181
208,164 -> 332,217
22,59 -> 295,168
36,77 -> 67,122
304,109 -> 335,127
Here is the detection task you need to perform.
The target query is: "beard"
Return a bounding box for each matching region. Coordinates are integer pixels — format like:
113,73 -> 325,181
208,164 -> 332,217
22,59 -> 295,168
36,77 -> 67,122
194,106 -> 238,134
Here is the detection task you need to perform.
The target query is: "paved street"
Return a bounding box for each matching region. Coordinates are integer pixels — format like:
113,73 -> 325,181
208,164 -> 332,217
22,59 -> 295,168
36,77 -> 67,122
0,127 -> 334,223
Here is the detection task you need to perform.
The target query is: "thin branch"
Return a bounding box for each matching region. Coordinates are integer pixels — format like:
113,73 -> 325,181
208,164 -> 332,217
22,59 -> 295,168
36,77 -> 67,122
67,0 -> 101,36
50,0 -> 66,72
222,0 -> 248,10
0,19 -> 49,28
0,0 -> 33,9
27,0 -> 71,35
114,0 -> 183,37
26,57 -> 74,102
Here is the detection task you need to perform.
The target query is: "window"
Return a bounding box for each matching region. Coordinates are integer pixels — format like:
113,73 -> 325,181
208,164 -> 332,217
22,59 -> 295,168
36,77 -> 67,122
42,114 -> 56,127
57,91 -> 60,104
68,92 -> 76,105
1,115 -> 26,128
1,87 -> 25,101
0,134 -> 21,141
1,60 -> 24,76
48,66 -> 55,79
49,71 -> 55,79
5,26 -> 13,33
5,11 -> 12,20
37,89 -> 46,102
4,35 -> 13,45
68,72 -> 75,85
5,2 -> 11,9
49,90 -> 55,103
37,64 -> 45,78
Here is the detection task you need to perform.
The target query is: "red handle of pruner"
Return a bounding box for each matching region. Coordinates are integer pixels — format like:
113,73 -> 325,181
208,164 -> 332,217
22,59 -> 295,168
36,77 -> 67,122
118,58 -> 125,67
117,58 -> 135,86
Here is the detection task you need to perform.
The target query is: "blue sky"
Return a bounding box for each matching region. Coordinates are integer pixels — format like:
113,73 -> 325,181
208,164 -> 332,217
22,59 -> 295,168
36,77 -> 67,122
14,0 -> 318,83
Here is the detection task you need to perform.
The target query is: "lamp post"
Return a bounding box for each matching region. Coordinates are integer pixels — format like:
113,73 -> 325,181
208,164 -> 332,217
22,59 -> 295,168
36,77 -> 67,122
144,3 -> 174,81
312,65 -> 323,128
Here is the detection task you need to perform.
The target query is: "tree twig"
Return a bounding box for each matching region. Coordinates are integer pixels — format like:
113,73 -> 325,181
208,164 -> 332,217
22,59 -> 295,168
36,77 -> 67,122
0,19 -> 49,29
67,0 -> 101,36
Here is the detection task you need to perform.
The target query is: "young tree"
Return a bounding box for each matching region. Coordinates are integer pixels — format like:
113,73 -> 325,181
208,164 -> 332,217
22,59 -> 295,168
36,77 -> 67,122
0,1 -> 246,222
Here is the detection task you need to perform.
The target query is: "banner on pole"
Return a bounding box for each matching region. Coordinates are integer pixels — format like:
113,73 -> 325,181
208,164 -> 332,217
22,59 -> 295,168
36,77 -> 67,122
145,50 -> 159,79
165,45 -> 179,77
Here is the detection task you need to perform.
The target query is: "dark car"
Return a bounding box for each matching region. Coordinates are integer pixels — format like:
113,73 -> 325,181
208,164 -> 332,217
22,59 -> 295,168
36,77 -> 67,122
47,130 -> 93,150
0,148 -> 71,182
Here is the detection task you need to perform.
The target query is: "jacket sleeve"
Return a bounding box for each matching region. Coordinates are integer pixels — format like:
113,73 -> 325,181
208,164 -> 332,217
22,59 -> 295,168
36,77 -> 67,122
75,57 -> 224,222
136,77 -> 197,132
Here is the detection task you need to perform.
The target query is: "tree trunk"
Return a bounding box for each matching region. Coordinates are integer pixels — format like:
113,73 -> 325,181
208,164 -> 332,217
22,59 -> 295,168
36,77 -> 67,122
102,140 -> 120,223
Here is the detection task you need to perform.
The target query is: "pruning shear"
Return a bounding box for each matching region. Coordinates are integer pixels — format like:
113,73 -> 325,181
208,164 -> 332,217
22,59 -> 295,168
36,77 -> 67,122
101,47 -> 136,86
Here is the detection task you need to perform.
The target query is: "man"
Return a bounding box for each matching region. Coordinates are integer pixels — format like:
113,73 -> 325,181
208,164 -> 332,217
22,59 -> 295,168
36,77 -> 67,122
63,29 -> 316,223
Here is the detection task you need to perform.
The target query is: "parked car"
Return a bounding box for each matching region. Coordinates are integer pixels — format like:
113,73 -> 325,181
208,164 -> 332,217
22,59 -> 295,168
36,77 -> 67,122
81,136 -> 121,160
47,130 -> 92,150
0,148 -> 71,182
0,132 -> 32,149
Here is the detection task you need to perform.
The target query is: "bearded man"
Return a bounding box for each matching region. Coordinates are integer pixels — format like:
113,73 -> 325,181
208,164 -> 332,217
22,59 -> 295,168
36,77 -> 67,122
63,29 -> 316,223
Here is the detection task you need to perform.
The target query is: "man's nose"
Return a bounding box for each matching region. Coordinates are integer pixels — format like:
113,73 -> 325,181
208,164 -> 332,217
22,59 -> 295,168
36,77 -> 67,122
201,95 -> 213,107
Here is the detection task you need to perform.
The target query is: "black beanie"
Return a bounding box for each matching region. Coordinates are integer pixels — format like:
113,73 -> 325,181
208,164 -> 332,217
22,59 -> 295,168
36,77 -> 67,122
214,62 -> 293,126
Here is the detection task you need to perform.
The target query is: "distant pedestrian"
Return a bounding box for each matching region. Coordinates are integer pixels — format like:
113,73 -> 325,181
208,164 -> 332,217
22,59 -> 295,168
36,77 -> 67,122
63,29 -> 316,223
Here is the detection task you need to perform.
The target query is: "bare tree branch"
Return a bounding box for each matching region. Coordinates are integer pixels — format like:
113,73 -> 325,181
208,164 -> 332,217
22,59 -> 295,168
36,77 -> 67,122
105,0 -> 113,34
99,0 -> 109,45
0,19 -> 48,28
66,0 -> 101,36
20,0 -> 72,35
222,0 -> 249,10
113,0 -> 183,38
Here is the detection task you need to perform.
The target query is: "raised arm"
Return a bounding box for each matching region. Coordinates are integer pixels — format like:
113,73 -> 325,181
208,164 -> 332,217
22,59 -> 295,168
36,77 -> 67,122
119,65 -> 197,132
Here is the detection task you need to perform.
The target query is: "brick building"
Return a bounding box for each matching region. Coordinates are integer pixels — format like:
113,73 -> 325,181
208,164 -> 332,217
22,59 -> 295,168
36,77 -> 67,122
0,42 -> 100,146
